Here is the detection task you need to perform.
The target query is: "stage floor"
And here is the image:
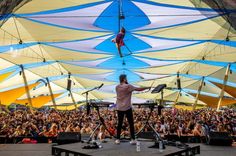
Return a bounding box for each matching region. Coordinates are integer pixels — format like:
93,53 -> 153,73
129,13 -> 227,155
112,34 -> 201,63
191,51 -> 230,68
52,140 -> 200,156
0,142 -> 236,156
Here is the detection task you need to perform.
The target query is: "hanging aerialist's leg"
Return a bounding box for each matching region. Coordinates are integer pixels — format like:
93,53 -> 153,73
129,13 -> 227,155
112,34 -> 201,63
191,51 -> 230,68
116,43 -> 123,57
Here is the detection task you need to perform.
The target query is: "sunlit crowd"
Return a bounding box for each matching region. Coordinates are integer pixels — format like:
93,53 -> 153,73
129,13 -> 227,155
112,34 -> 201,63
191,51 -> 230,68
0,107 -> 235,141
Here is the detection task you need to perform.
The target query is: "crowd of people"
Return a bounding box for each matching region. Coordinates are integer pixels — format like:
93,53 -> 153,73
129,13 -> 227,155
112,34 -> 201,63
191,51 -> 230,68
0,107 -> 235,141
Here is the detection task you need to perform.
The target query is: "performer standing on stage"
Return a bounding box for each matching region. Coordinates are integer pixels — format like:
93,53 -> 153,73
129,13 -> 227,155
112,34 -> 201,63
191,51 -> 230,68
115,74 -> 150,145
112,27 -> 126,57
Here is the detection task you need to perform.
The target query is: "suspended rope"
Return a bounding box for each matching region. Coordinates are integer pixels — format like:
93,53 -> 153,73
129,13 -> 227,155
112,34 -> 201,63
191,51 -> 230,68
13,15 -> 22,43
112,0 -> 133,58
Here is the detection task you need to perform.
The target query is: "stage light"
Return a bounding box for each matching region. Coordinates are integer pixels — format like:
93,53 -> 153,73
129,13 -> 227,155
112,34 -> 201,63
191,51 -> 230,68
177,78 -> 181,90
122,60 -> 126,65
177,72 -> 181,90
19,39 -> 23,44
226,36 -> 230,42
67,79 -> 72,91
120,15 -> 125,19
68,72 -> 71,79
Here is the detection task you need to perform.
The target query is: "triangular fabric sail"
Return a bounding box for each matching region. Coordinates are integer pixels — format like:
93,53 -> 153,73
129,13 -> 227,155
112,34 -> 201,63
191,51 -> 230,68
133,1 -> 222,30
175,105 -> 205,110
190,93 -> 236,108
211,81 -> 236,98
15,93 -> 62,108
0,71 -> 13,83
0,1 -> 235,106
18,2 -> 113,31
0,82 -> 39,105
16,0 -> 103,14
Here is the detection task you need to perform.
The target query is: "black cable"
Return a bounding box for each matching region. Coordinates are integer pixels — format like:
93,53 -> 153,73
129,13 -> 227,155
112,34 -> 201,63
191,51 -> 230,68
13,16 -> 21,42
118,0 -> 121,32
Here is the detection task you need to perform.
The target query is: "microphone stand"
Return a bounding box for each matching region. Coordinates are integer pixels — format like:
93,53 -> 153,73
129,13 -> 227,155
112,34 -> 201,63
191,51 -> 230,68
81,84 -> 103,144
82,84 -> 103,115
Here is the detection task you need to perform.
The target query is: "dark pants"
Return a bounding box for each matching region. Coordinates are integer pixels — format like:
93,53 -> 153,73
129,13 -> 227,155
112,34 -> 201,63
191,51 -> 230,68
116,108 -> 135,140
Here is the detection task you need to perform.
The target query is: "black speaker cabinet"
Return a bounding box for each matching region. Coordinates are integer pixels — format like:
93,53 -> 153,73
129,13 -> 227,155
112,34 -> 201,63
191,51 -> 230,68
136,131 -> 155,140
206,132 -> 233,146
57,132 -> 81,145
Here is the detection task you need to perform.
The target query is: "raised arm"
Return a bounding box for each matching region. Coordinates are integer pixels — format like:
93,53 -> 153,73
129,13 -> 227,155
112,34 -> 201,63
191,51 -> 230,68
134,87 -> 150,92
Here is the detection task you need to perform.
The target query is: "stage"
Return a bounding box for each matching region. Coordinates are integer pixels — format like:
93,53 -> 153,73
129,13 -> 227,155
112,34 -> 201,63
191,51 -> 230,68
0,141 -> 236,156
52,140 -> 199,156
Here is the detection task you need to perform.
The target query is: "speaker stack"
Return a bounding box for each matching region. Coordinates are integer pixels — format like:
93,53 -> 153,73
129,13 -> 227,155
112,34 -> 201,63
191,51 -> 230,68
206,132 -> 233,146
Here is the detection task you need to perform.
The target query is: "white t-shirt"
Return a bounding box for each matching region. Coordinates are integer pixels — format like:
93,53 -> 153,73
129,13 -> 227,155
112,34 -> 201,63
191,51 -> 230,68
116,83 -> 137,111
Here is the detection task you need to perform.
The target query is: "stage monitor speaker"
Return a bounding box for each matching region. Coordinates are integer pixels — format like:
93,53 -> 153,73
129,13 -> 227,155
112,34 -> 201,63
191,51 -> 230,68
81,134 -> 91,141
151,84 -> 166,93
177,78 -> 181,90
57,132 -> 81,145
206,132 -> 233,146
67,79 -> 72,91
136,131 -> 155,140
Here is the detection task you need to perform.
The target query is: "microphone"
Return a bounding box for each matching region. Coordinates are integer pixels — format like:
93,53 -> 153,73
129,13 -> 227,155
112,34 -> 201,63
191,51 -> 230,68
97,83 -> 104,90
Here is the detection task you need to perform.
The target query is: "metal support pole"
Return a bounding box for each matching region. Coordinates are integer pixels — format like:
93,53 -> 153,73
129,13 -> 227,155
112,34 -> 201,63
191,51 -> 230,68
161,90 -> 164,105
173,91 -> 181,107
217,64 -> 231,111
70,91 -> 77,109
193,77 -> 204,110
20,65 -> 33,108
46,77 -> 57,109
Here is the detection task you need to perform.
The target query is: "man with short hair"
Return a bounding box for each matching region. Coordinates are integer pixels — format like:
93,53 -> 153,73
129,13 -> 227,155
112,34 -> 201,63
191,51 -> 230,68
115,74 -> 150,145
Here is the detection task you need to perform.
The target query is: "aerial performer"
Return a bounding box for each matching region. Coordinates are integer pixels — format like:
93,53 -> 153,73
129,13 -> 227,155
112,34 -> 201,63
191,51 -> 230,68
112,27 -> 126,57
